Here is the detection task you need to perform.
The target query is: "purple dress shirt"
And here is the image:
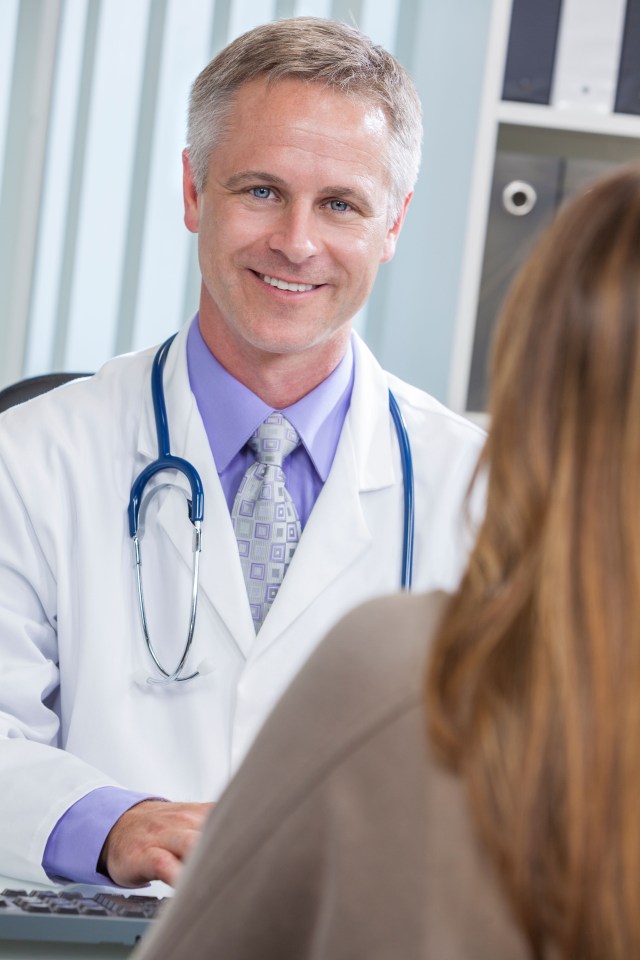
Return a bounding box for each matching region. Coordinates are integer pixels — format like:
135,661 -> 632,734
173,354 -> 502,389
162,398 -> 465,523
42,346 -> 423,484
186,318 -> 354,527
42,317 -> 354,883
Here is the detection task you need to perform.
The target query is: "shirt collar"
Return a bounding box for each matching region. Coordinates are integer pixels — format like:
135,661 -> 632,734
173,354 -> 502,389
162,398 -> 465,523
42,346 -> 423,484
186,317 -> 354,480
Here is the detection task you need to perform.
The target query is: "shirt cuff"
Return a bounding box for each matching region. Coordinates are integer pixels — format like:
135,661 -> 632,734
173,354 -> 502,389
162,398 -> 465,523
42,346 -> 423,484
42,786 -> 158,884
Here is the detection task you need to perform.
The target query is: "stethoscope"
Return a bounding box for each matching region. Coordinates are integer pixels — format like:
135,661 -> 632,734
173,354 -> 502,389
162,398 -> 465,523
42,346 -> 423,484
128,334 -> 415,685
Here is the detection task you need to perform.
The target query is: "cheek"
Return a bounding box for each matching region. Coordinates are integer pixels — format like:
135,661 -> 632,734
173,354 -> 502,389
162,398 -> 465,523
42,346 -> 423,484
343,232 -> 387,277
196,217 -> 218,261
198,204 -> 249,252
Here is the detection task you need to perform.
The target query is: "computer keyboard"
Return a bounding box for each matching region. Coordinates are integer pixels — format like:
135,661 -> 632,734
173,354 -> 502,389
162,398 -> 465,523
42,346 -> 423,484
0,887 -> 167,945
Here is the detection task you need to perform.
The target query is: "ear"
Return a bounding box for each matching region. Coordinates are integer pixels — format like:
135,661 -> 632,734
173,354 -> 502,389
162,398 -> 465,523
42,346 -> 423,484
380,193 -> 412,264
183,149 -> 201,233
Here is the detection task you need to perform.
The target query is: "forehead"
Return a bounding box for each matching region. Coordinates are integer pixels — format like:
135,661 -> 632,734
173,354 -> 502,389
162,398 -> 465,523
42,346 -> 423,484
211,78 -> 392,188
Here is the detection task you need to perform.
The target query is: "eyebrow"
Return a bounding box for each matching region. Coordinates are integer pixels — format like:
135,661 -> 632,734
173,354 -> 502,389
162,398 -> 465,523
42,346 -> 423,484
223,171 -> 377,214
224,171 -> 287,190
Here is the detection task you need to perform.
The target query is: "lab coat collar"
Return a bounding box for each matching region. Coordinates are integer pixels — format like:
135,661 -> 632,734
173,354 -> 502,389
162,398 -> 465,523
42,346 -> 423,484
137,328 -> 394,488
348,332 -> 397,491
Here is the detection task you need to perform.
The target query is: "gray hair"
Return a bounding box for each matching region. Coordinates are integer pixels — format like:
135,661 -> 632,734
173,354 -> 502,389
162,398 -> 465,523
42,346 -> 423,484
187,17 -> 423,223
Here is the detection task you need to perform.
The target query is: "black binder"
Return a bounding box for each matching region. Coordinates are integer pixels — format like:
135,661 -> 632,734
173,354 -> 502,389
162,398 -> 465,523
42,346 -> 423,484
467,152 -> 562,412
561,157 -> 620,203
615,0 -> 640,116
466,151 -> 620,412
502,0 -> 564,104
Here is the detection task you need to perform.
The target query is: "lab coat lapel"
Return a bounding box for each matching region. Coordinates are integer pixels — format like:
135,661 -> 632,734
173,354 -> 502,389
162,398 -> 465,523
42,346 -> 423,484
254,335 -> 397,651
135,328 -> 255,657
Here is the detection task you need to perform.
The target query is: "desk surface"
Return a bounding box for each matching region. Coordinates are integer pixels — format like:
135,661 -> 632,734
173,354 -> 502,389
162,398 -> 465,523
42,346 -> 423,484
0,940 -> 131,959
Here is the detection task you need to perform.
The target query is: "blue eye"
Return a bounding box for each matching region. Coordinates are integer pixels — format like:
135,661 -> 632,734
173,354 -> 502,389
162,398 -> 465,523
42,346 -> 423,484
250,187 -> 273,199
329,200 -> 351,212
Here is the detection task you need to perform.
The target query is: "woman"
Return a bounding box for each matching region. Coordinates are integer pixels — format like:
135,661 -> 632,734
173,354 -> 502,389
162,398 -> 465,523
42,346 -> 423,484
134,166 -> 640,960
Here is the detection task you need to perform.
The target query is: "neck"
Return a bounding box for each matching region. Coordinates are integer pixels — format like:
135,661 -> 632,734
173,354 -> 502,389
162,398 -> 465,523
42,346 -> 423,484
218,347 -> 348,408
199,323 -> 351,408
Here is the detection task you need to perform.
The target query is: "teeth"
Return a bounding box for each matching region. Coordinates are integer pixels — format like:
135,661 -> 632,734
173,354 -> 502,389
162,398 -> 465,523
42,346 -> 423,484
261,274 -> 316,293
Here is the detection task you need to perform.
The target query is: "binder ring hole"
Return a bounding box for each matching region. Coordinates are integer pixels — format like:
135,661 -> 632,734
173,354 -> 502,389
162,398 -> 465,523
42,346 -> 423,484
502,180 -> 537,217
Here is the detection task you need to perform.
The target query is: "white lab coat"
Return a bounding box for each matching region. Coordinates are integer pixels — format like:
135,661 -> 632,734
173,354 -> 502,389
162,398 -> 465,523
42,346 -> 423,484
0,326 -> 485,882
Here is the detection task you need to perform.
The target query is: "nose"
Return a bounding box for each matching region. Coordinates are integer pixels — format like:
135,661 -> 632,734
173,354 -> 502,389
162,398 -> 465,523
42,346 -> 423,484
268,201 -> 320,263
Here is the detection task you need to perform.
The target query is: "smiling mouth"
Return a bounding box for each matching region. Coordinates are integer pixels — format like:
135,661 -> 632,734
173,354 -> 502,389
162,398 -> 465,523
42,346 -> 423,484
256,272 -> 319,293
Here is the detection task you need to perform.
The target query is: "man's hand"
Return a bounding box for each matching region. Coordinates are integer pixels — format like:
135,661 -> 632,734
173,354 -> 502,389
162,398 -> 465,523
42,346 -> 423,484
99,799 -> 213,888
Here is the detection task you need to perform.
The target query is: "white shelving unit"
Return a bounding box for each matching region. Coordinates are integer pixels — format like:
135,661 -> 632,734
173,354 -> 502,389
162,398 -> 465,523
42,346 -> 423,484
449,0 -> 640,424
497,100 -> 640,137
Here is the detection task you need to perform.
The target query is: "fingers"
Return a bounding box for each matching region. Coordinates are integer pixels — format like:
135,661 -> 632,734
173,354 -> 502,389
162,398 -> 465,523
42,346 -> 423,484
100,799 -> 214,888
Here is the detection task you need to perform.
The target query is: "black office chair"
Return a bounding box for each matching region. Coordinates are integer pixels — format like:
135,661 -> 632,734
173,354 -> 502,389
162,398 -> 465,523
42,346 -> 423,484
0,372 -> 92,414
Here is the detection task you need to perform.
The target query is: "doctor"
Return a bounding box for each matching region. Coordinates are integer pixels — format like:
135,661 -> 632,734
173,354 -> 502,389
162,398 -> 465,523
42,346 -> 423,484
0,17 -> 484,888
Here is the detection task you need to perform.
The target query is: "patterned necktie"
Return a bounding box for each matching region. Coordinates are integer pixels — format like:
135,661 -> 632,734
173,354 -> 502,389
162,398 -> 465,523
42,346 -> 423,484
231,413 -> 302,632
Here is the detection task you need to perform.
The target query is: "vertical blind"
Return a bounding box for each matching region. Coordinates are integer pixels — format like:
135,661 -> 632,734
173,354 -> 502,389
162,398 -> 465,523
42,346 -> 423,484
0,0 -> 403,387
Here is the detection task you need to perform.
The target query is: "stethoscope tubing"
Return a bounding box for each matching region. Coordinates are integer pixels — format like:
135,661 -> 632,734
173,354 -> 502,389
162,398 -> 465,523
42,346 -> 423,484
388,389 -> 414,591
129,334 -> 203,684
128,335 -> 204,539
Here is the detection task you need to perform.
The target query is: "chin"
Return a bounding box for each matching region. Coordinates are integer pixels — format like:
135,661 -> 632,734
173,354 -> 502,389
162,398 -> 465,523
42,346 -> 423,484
245,322 -> 338,357
248,335 -> 316,357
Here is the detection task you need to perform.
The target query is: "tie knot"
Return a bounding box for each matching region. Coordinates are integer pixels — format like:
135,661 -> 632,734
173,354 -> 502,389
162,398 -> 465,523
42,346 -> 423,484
248,413 -> 300,467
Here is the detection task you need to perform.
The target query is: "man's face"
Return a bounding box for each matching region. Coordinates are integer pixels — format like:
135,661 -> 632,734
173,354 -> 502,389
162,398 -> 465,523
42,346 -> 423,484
183,77 -> 410,373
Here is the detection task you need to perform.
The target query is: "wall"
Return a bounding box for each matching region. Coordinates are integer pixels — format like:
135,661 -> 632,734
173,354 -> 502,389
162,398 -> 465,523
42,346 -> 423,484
368,0 -> 493,402
0,0 -> 494,405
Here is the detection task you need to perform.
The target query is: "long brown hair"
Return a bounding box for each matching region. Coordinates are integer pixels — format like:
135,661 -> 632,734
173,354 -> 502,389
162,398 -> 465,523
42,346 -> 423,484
427,165 -> 640,959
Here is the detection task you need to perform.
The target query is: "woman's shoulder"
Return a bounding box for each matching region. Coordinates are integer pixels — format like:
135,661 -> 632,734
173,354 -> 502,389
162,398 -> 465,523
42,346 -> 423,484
316,589 -> 449,687
281,590 -> 451,744
325,589 -> 449,656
